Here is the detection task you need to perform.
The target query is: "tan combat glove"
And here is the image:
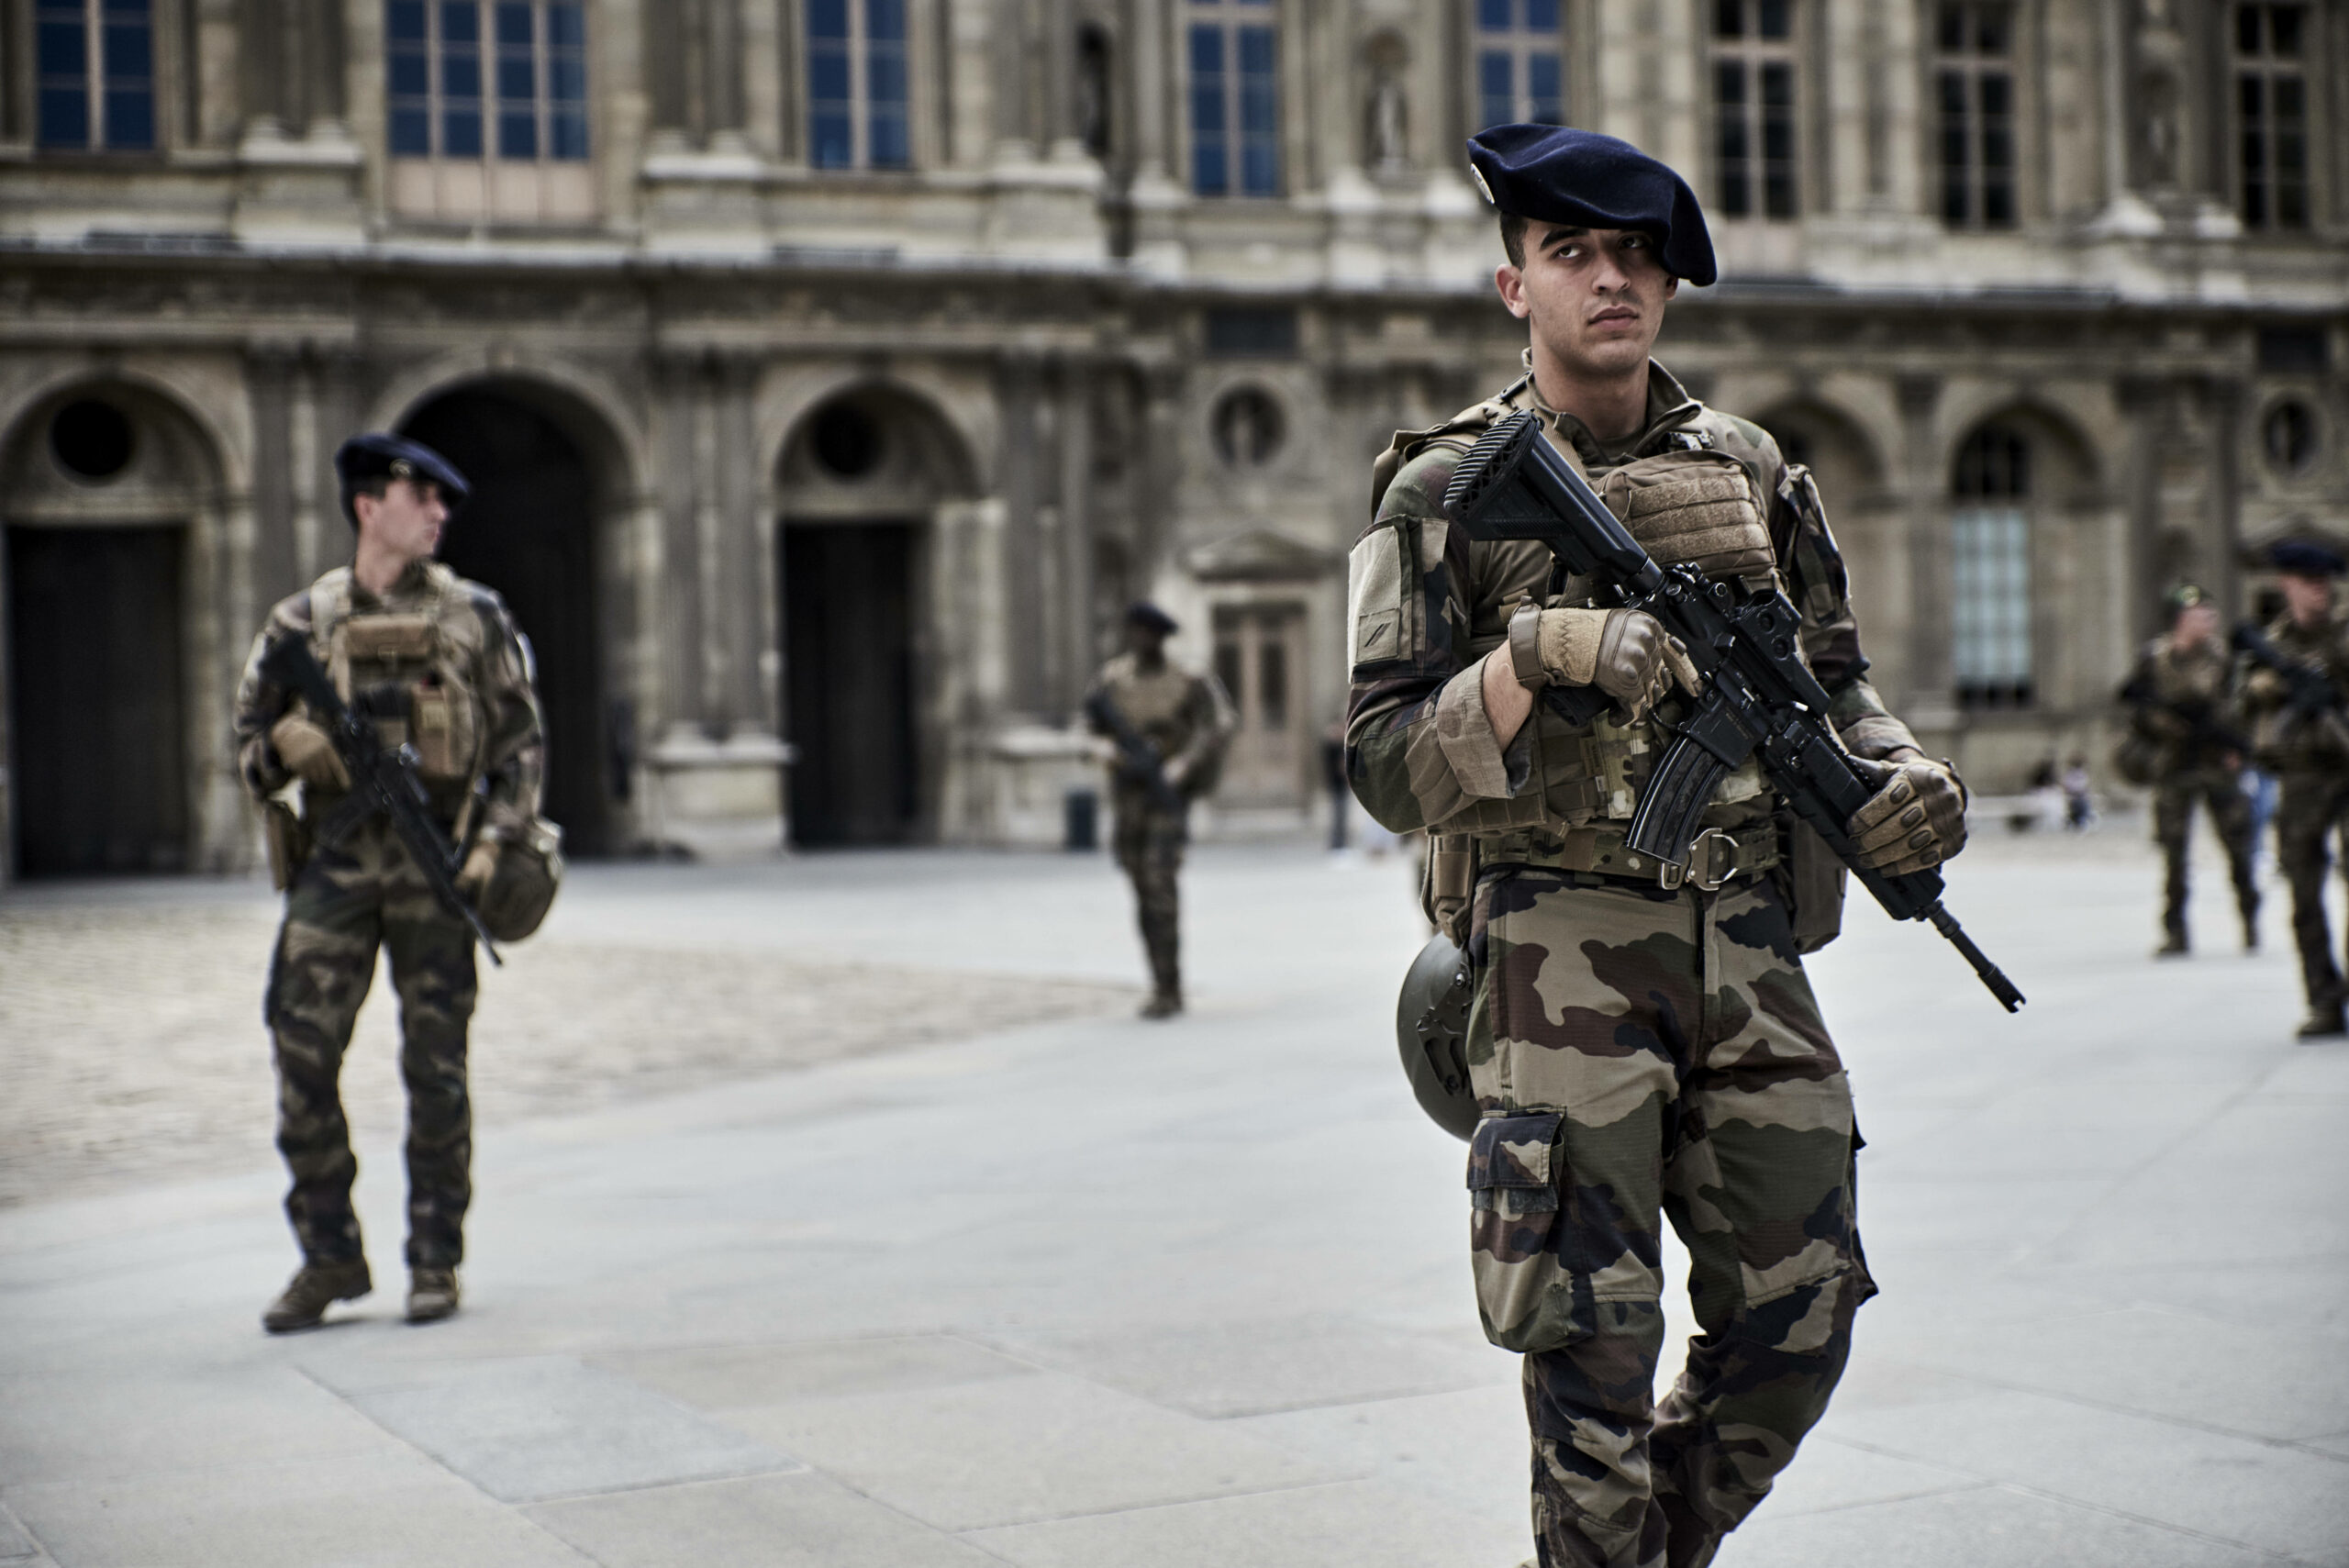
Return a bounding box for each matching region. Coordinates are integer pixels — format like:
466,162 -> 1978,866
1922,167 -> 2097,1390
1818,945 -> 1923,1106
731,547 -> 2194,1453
455,840 -> 499,900
270,712 -> 351,792
1529,606 -> 1700,724
1848,754 -> 1968,875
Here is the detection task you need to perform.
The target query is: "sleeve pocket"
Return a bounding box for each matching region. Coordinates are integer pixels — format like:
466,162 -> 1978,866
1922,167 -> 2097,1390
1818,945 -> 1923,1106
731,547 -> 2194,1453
1466,1111 -> 1562,1213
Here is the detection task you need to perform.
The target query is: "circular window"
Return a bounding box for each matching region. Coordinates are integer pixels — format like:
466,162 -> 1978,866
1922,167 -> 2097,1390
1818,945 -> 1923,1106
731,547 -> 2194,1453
810,403 -> 882,479
50,399 -> 135,482
2264,400 -> 2320,474
1212,387 -> 1285,469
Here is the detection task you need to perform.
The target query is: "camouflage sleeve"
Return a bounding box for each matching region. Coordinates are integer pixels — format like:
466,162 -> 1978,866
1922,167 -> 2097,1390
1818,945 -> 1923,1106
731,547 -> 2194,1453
1343,443 -> 1537,833
1774,461 -> 1926,762
470,589 -> 547,838
230,591 -> 314,800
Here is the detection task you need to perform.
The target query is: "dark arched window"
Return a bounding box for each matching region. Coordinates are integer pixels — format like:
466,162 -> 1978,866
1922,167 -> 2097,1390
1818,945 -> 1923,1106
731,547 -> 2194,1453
1951,424 -> 2032,709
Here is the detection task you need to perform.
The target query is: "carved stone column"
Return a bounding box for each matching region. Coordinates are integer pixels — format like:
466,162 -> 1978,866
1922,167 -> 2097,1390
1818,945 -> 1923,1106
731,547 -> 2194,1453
1898,373 -> 1959,740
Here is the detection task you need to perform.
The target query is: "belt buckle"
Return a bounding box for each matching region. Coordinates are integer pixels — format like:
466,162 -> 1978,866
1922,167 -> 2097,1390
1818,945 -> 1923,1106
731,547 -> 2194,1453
1686,828 -> 1736,892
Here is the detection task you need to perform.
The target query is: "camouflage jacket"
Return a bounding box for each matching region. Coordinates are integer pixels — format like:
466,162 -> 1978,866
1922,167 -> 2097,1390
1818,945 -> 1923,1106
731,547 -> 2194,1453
1085,653 -> 1235,806
2242,609 -> 2349,775
2121,635 -> 2243,774
233,561 -> 547,837
1344,359 -> 1917,838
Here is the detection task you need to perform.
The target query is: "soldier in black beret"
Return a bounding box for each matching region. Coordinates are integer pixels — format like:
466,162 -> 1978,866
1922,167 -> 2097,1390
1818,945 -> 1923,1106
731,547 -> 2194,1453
2245,540 -> 2349,1035
1083,602 -> 1234,1017
233,429 -> 548,1329
1349,126 -> 1974,1565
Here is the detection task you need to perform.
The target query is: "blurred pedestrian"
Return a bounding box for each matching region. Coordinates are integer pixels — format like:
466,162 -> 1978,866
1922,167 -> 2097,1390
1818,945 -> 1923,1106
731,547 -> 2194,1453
2061,754 -> 2096,829
1083,602 -> 1235,1018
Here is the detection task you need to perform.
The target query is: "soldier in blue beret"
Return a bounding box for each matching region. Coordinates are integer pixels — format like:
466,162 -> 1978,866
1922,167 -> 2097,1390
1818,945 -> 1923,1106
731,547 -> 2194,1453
232,429 -> 549,1331
1349,126 -> 1975,1566
2244,539 -> 2349,1035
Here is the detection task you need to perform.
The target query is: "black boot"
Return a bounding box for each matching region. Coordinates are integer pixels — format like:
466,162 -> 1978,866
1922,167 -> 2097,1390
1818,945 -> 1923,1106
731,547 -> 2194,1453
262,1259 -> 372,1333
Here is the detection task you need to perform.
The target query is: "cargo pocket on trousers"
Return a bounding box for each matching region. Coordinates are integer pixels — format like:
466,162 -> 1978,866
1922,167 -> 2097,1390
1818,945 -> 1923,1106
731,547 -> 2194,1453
1467,1110 -> 1580,1352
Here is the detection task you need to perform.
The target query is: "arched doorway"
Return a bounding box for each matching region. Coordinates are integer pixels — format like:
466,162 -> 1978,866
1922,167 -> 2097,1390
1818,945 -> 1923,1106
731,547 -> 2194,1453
775,384 -> 975,847
400,384 -> 615,854
2,384 -> 219,877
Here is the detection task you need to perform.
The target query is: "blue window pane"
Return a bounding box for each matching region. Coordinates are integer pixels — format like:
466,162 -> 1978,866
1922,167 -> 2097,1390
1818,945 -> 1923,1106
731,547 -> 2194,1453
499,57 -> 535,100
1238,24 -> 1274,75
1188,23 -> 1226,195
550,57 -> 585,101
104,21 -> 150,80
390,105 -> 430,153
1238,26 -> 1276,194
547,3 -> 584,46
106,88 -> 152,147
388,0 -> 427,39
867,0 -> 904,41
808,0 -> 847,39
550,107 -> 587,158
811,109 -> 852,168
870,107 -> 907,166
440,1 -> 478,41
390,52 -> 429,94
1526,0 -> 1558,28
444,53 -> 481,98
868,51 -> 906,107
443,107 -> 482,155
104,0 -> 148,13
1241,140 -> 1276,195
809,50 -> 850,102
1189,23 -> 1221,73
495,1 -> 530,44
499,109 -> 537,156
39,87 -> 89,148
1528,54 -> 1561,121
38,19 -> 86,75
1478,0 -> 1510,29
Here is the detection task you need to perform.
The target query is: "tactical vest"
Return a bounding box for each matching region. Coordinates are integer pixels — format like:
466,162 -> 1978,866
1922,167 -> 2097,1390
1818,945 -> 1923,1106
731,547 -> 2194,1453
306,566 -> 486,795
1375,395 -> 1785,840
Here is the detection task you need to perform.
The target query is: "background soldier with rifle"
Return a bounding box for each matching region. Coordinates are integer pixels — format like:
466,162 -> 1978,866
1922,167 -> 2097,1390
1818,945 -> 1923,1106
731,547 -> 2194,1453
1346,126 -> 1987,1568
232,433 -> 550,1330
2117,584 -> 2258,956
1083,601 -> 1233,1018
2239,541 -> 2349,1038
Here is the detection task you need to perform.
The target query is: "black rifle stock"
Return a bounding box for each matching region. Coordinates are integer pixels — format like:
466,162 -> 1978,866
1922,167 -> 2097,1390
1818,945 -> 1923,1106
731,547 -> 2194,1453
259,634 -> 502,965
1084,690 -> 1189,822
1440,410 -> 2022,1012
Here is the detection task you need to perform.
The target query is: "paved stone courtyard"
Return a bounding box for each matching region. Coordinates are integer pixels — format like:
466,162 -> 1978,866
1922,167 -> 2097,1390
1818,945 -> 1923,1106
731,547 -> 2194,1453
1,829 -> 2344,1567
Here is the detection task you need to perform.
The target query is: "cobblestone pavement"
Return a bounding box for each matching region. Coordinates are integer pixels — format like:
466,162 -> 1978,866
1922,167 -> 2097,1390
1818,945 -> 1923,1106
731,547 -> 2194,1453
0,883 -> 1132,1209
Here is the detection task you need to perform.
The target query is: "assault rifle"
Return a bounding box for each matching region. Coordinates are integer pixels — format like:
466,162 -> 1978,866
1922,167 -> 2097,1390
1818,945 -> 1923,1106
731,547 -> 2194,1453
1442,410 -> 2022,1012
2232,622 -> 2343,719
2116,673 -> 2249,761
259,634 -> 502,965
1084,690 -> 1189,820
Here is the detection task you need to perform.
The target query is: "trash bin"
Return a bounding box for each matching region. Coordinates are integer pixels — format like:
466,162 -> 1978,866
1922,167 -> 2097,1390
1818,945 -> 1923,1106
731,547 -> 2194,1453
1063,785 -> 1099,851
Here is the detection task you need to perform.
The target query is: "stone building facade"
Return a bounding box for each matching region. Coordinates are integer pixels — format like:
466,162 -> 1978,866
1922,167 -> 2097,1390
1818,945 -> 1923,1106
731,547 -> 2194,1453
0,0 -> 2343,876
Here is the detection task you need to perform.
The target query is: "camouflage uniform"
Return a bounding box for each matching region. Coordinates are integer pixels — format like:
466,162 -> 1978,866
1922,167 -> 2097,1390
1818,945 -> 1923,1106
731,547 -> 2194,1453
234,561 -> 544,1269
2242,610 -> 2349,1024
1084,653 -> 1234,1002
2121,636 -> 2257,950
1348,361 -> 1913,1568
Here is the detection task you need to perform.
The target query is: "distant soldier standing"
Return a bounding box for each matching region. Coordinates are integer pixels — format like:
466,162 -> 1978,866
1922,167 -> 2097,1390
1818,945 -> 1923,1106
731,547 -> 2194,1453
2242,541 -> 2349,1038
1348,128 -> 1969,1567
234,434 -> 546,1329
1084,602 -> 1234,1018
2120,584 -> 2258,956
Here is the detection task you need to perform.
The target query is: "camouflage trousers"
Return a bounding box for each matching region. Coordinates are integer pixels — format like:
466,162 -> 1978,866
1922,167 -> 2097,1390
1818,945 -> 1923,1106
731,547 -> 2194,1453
1465,867 -> 1872,1568
2152,766 -> 2258,944
1114,798 -> 1186,997
2274,771 -> 2349,1013
265,815 -> 478,1269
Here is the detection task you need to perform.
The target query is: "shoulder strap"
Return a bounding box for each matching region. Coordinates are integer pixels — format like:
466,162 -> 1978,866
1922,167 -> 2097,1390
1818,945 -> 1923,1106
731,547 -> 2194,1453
1366,378 -> 1530,519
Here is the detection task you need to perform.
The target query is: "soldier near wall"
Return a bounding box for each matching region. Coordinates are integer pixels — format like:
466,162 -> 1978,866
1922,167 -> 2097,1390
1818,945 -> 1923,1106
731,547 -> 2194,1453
1084,602 -> 1234,1018
1347,127 -> 1972,1568
2241,541 -> 2349,1039
2119,584 -> 2258,956
233,433 -> 547,1330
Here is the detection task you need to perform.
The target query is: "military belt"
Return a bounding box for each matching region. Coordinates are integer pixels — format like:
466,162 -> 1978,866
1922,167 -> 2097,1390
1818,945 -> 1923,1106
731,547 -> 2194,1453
1475,821 -> 1780,892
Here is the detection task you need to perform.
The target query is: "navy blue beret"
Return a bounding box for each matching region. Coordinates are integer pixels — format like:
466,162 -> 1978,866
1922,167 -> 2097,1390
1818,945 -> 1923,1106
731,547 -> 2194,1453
1466,125 -> 1718,287
2269,539 -> 2345,577
334,432 -> 470,523
1126,600 -> 1179,636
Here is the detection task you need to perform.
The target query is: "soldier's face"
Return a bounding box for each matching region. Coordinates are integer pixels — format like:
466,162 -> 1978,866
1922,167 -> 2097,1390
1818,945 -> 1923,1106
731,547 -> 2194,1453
2281,573 -> 2335,626
1127,624 -> 1168,661
2173,603 -> 2219,648
355,479 -> 449,562
1496,226 -> 1677,380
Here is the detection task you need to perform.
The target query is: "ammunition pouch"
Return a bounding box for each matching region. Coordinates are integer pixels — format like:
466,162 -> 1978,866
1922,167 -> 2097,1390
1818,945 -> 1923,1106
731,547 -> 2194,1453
475,816 -> 564,942
1780,818 -> 1847,953
1424,833 -> 1478,944
262,797 -> 311,893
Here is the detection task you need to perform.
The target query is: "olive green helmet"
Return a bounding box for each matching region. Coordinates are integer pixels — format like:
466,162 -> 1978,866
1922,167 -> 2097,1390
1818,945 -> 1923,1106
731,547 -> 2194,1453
1396,932 -> 1478,1140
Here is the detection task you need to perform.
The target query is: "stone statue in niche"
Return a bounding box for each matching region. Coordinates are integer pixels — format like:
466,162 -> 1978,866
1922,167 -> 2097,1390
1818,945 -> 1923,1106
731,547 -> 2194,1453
2139,70 -> 2180,189
1364,33 -> 1409,174
1076,27 -> 1112,159
1214,388 -> 1284,469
